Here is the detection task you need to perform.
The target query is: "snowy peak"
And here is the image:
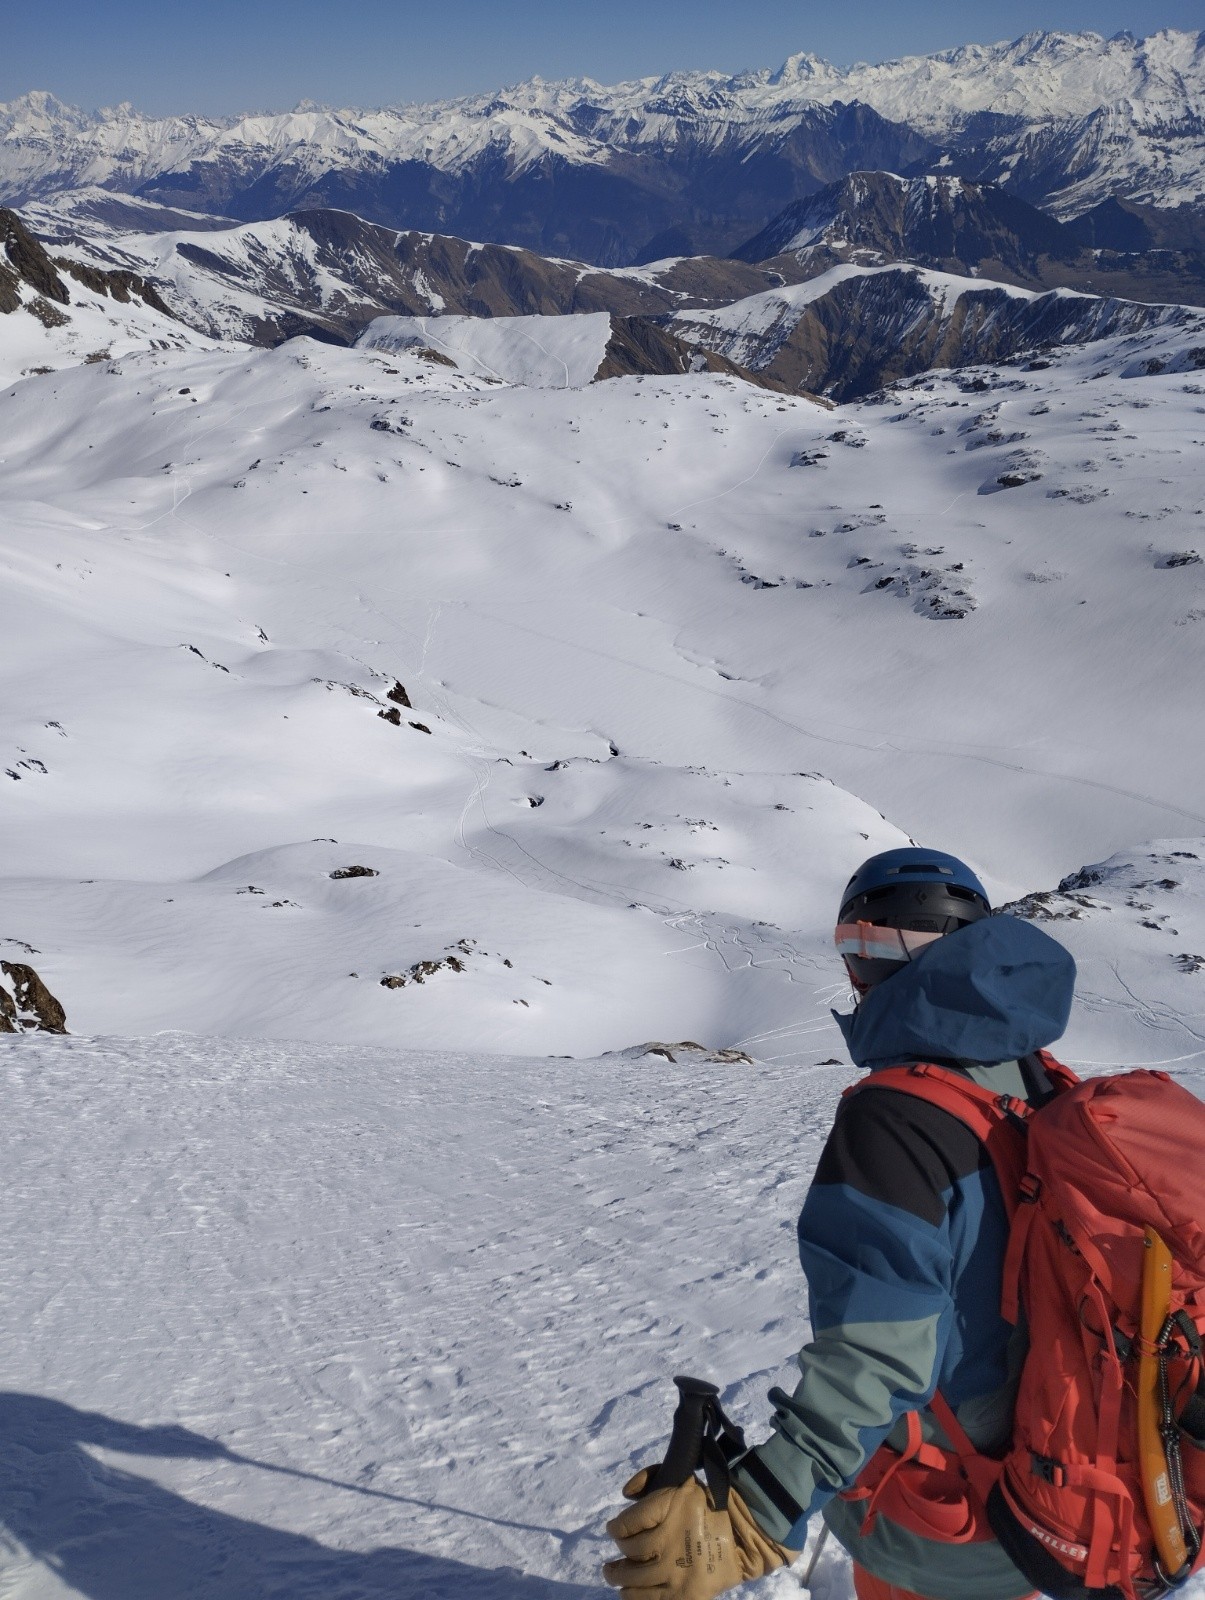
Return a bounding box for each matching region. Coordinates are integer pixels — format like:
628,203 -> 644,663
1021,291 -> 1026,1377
810,27 -> 1205,129
2,30 -> 1204,267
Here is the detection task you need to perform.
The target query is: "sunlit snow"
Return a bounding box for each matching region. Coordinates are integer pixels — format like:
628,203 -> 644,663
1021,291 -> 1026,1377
2,238 -> 1205,1598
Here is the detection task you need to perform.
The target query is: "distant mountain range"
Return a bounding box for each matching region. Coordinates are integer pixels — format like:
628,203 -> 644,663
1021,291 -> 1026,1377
3,29 -> 1203,265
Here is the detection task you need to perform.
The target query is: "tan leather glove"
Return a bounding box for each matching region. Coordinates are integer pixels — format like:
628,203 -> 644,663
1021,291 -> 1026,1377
602,1467 -> 791,1599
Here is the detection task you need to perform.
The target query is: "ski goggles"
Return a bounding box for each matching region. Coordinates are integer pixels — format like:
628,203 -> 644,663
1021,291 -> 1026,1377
834,921 -> 946,963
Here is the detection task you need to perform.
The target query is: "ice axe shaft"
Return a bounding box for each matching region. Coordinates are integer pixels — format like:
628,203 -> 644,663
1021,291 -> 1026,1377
1138,1226 -> 1191,1581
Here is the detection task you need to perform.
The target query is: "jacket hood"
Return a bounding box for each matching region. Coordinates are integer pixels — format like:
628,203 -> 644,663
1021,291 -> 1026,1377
834,913 -> 1076,1072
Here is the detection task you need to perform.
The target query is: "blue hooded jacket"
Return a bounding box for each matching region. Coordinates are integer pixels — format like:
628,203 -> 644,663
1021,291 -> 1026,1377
835,913 -> 1076,1071
731,915 -> 1077,1600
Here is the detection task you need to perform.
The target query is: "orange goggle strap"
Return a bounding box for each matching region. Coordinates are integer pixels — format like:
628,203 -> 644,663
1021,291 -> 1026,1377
834,922 -> 946,963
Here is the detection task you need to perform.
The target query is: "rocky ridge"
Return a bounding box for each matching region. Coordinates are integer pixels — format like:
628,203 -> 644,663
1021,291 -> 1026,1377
672,265 -> 1205,400
734,171 -> 1205,306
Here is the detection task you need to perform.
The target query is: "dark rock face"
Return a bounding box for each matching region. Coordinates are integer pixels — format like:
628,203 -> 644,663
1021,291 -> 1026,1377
0,962 -> 68,1034
56,257 -> 175,318
1,206 -> 178,322
673,268 -> 1198,400
732,174 -> 1205,308
592,315 -> 780,388
1,207 -> 71,311
734,172 -> 1076,279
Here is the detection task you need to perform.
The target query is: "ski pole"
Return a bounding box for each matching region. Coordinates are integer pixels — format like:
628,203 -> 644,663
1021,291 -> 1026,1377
799,1522 -> 830,1590
648,1375 -> 721,1491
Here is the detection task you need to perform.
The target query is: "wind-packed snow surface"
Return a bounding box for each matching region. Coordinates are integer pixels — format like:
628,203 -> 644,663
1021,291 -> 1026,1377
2,1030 -> 1204,1600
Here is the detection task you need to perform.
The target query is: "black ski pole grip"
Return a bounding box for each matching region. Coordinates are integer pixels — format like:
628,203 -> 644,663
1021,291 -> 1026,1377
648,1376 -> 719,1491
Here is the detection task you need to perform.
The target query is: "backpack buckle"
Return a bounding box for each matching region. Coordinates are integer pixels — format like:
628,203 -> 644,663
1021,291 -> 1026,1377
1031,1452 -> 1066,1487
997,1094 -> 1031,1131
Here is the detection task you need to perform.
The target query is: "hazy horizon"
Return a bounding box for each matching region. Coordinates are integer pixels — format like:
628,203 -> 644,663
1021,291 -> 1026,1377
2,1 -> 1202,120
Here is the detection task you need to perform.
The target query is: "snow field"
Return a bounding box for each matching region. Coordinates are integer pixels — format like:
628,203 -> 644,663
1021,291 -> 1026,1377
359,314 -> 616,389
0,1031 -> 850,1599
2,325 -> 1204,1057
2,1031 -> 1203,1598
1,247 -> 1205,1600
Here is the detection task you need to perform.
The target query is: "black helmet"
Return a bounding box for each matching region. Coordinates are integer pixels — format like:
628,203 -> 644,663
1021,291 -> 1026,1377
836,847 -> 991,992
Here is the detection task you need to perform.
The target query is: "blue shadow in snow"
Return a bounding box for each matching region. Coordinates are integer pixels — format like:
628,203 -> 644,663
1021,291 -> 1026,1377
0,1392 -> 605,1599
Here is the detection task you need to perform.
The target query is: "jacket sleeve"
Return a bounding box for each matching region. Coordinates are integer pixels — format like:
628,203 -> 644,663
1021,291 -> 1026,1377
730,1087 -> 970,1549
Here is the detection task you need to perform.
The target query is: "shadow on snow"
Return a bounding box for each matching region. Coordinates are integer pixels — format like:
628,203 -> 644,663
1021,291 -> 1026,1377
0,1392 -> 604,1598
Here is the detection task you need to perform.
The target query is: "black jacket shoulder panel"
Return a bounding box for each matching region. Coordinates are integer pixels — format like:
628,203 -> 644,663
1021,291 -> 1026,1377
812,1085 -> 989,1227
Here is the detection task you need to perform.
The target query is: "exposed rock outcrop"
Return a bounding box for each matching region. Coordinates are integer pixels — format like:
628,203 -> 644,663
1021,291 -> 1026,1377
605,1040 -> 754,1066
733,173 -> 1205,308
2,206 -> 177,322
672,267 -> 1202,400
593,315 -> 786,389
0,961 -> 68,1034
1,207 -> 71,311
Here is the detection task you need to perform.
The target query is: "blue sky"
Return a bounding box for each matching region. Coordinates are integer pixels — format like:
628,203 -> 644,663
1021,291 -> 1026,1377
3,0 -> 1201,115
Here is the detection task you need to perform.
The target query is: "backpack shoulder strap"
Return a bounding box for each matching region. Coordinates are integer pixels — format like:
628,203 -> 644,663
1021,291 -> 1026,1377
1032,1047 -> 1081,1093
844,1059 -> 1075,1323
844,1061 -> 1026,1144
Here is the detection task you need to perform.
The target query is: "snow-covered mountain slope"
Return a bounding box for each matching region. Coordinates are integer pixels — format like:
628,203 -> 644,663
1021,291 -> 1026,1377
3,30 -> 1202,263
0,207 -> 216,385
671,263 -> 1205,398
1,1020 -> 1203,1600
733,172 -> 1205,308
20,201 -> 782,346
356,312 -> 761,389
737,173 -> 1075,273
2,318 -> 1204,1051
15,189 -> 1203,396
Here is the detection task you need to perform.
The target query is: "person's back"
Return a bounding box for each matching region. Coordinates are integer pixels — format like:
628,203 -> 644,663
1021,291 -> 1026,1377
733,903 -> 1076,1600
604,847 -> 1077,1600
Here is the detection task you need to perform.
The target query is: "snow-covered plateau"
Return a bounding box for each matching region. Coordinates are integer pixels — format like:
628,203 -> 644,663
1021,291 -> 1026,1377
3,188 -> 1205,1595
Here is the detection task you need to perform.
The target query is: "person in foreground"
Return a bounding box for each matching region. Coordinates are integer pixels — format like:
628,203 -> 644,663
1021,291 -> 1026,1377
604,846 -> 1077,1600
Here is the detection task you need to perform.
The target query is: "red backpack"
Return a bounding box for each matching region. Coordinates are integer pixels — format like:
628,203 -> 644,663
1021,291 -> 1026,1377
842,1055 -> 1205,1600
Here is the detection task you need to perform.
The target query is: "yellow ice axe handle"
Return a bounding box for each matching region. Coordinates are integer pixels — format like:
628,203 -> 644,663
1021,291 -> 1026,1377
1139,1226 -> 1190,1579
